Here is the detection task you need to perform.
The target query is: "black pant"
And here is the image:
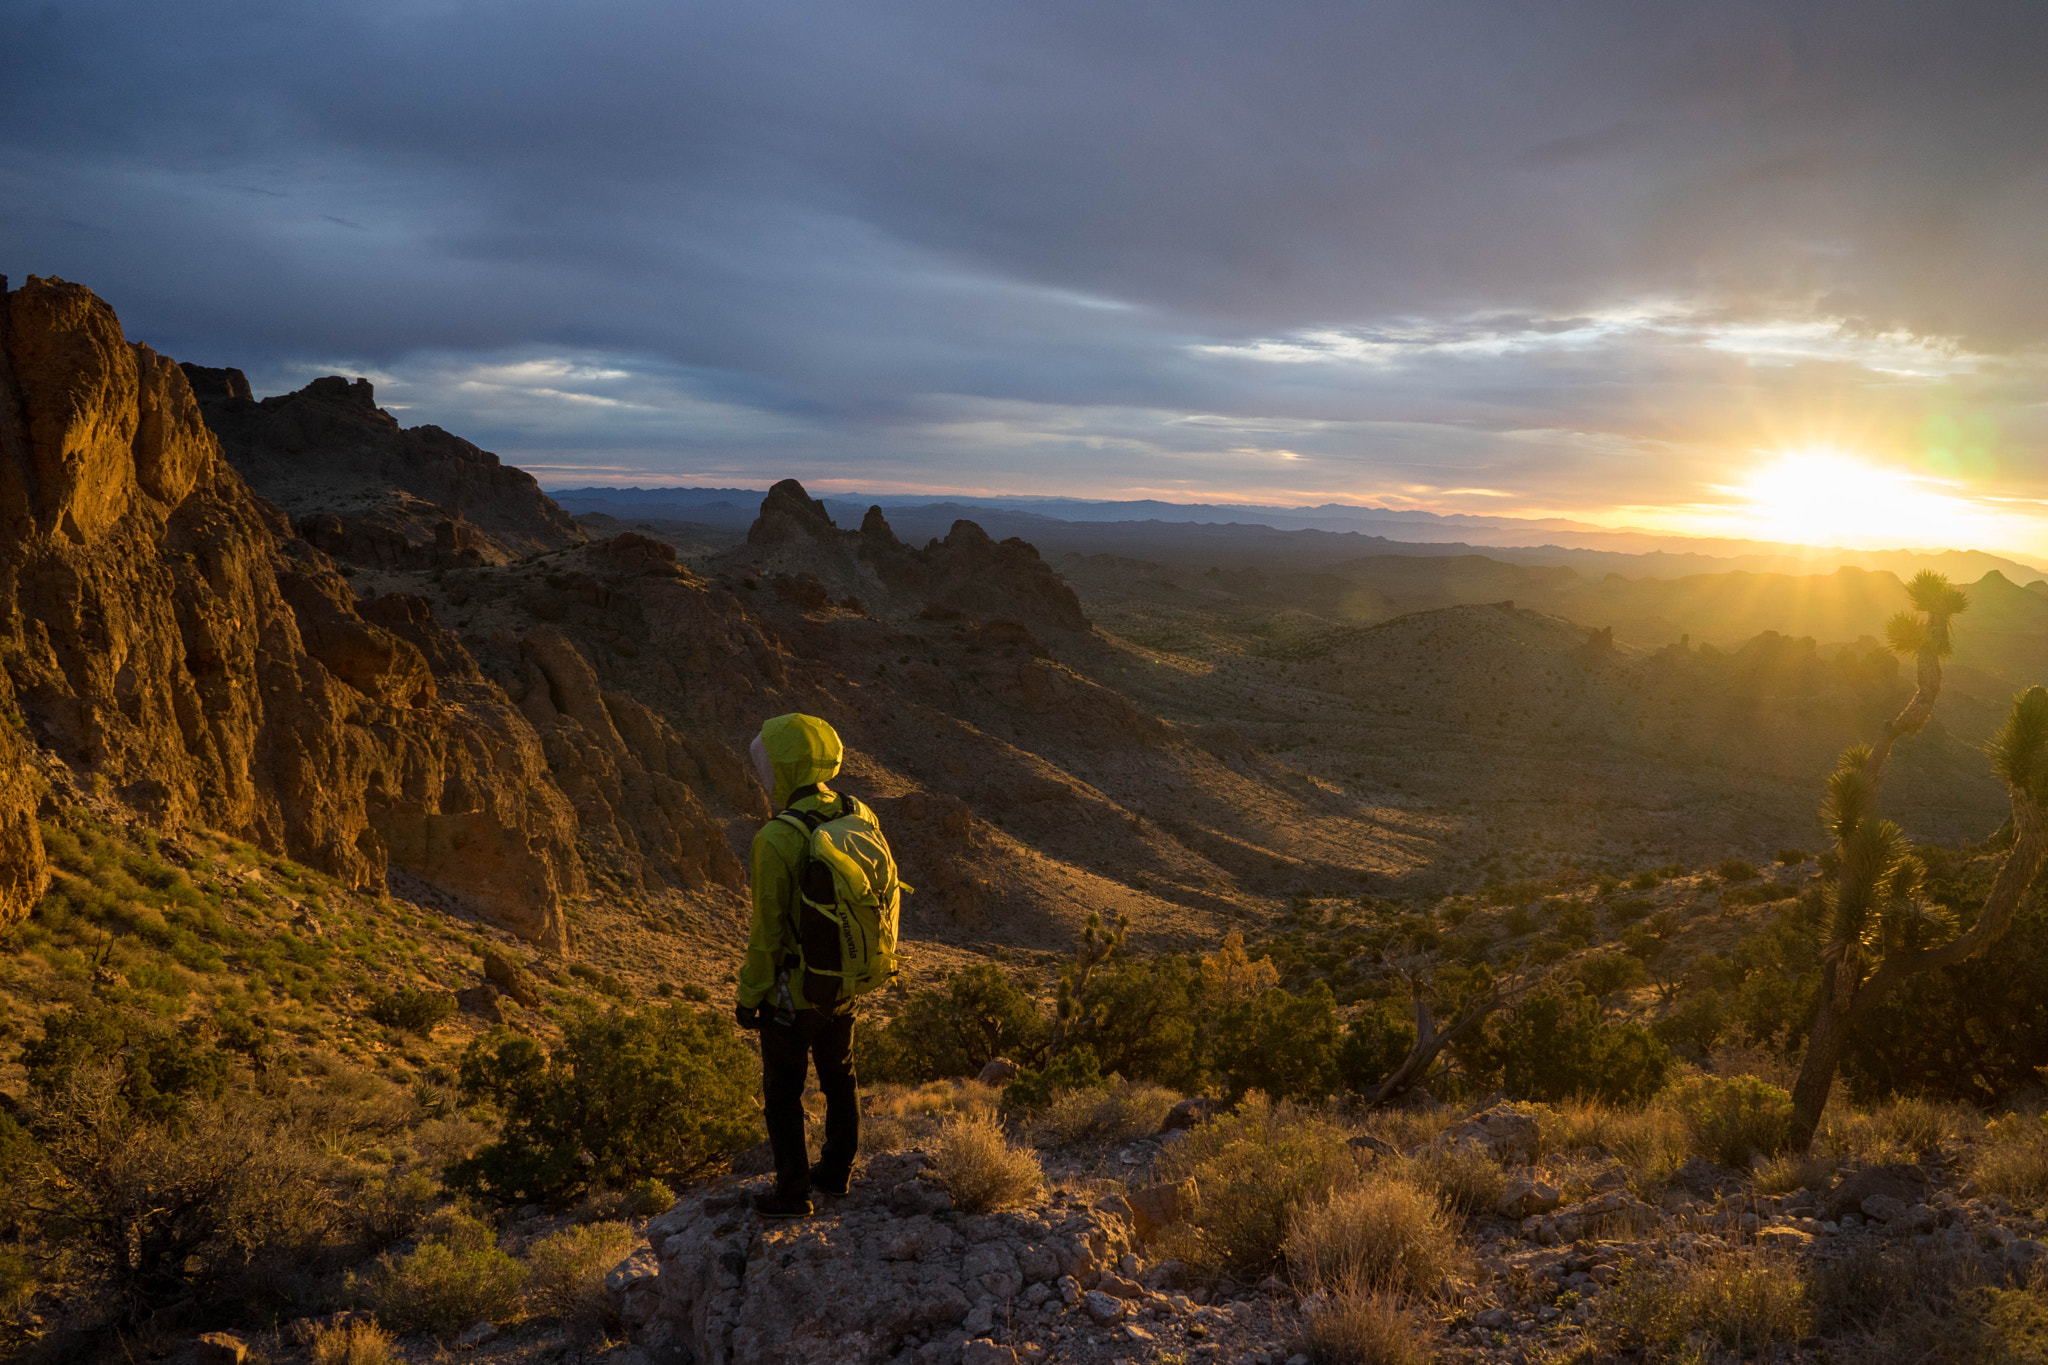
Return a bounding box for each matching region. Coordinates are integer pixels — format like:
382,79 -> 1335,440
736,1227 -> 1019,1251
760,1005 -> 858,1197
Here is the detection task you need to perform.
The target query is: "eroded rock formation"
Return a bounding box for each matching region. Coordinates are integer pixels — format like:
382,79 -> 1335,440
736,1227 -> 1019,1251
184,363 -> 583,567
0,276 -> 583,942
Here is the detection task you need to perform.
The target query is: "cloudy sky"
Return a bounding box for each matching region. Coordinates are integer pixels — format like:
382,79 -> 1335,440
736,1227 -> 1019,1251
6,1 -> 2048,551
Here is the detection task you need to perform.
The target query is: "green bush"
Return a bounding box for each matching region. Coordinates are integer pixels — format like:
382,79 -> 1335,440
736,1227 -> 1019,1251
623,1177 -> 676,1217
1552,900 -> 1596,939
20,1002 -> 229,1123
367,989 -> 458,1036
860,966 -> 1049,1083
1211,983 -> 1341,1103
1716,858 -> 1759,883
1002,1044 -> 1105,1114
365,1209 -> 527,1335
1673,1075 -> 1796,1167
449,1002 -> 759,1205
1651,992 -> 1727,1061
1572,951 -> 1647,1000
1469,987 -> 1672,1105
1338,998 -> 1417,1096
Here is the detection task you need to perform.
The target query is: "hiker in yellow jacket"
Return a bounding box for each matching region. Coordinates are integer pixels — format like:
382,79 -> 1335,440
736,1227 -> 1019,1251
735,713 -> 859,1218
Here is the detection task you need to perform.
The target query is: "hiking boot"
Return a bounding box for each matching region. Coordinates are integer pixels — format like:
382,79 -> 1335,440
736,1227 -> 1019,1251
809,1164 -> 851,1197
752,1190 -> 813,1219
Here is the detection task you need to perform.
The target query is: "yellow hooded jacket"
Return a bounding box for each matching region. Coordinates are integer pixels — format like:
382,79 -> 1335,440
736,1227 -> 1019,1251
737,713 -> 847,1012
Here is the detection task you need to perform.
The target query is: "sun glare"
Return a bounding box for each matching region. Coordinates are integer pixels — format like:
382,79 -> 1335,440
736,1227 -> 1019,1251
1730,451 -> 2002,551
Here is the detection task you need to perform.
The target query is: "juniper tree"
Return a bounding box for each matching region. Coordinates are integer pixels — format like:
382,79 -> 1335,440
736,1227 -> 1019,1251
1789,571 -> 2048,1148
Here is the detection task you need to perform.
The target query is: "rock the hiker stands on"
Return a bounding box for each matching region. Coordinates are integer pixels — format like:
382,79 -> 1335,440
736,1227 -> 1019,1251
613,1151 -> 1136,1365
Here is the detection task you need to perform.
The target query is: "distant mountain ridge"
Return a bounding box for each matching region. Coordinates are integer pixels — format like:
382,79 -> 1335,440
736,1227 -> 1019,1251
546,486 -> 2047,585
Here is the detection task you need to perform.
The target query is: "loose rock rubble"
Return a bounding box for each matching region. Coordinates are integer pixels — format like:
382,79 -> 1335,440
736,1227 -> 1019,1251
613,1150 -> 1295,1365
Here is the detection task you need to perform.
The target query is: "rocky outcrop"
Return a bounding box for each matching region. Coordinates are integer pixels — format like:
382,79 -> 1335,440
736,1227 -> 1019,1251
0,277 -> 582,944
725,480 -> 1088,633
615,1151 -> 1136,1365
183,364 -> 583,566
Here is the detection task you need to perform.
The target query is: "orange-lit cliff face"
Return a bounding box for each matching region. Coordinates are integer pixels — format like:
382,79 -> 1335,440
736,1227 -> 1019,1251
0,276 -> 586,945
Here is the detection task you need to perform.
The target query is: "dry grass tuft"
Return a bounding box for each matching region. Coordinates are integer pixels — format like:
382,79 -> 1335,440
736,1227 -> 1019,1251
1286,1182 -> 1463,1297
1971,1113 -> 2048,1205
1752,1149 -> 1837,1197
1394,1144 -> 1507,1219
524,1220 -> 635,1326
1032,1080 -> 1178,1149
1598,1247 -> 1808,1356
1531,1099 -> 1689,1193
1155,1094 -> 1363,1273
929,1114 -> 1043,1213
1350,1105 -> 1463,1153
1301,1281 -> 1439,1365
309,1317 -> 397,1365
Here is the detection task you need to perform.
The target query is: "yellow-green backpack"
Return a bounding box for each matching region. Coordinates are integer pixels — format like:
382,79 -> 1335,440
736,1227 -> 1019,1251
776,794 -> 908,1001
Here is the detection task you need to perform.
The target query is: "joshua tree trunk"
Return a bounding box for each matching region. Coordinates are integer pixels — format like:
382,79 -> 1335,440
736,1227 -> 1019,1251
1787,573 -> 2048,1149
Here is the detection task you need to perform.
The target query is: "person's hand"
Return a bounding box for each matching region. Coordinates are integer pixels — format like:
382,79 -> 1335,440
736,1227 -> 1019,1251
734,1003 -> 762,1031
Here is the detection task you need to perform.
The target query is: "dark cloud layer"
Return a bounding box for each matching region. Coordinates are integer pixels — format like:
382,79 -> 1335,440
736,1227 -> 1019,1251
5,1 -> 2047,539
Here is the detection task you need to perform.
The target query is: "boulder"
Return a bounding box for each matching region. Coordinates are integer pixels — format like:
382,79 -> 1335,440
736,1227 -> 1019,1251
456,984 -> 504,1022
1126,1179 -> 1198,1238
616,1151 -> 1133,1364
976,1058 -> 1018,1087
1825,1165 -> 1931,1223
1672,1156 -> 1744,1199
194,1334 -> 247,1365
1497,1178 -> 1563,1220
482,948 -> 544,1008
1160,1098 -> 1220,1132
1427,1106 -> 1539,1167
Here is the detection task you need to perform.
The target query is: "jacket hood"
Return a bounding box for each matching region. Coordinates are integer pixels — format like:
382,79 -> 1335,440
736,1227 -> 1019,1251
757,713 -> 843,807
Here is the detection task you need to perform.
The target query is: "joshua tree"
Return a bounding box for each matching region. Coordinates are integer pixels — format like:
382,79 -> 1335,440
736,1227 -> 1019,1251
1788,571 -> 2048,1148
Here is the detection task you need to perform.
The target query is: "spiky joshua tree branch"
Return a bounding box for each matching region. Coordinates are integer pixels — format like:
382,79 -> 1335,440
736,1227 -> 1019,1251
1788,572 -> 2048,1148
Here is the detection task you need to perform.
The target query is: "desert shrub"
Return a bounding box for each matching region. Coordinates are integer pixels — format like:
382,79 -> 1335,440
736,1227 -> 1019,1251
1337,999 -> 1416,1096
17,1070 -> 340,1309
1468,987 -> 1672,1105
1570,951 -> 1647,999
1598,1249 -> 1808,1356
1396,1144 -> 1508,1219
1301,1284 -> 1438,1365
1629,869 -> 1661,890
623,1177 -> 676,1217
364,1208 -> 527,1335
1064,952 -> 1205,1090
1671,1074 -> 1795,1167
1286,1181 -> 1462,1295
1502,905 -> 1537,937
1650,991 -> 1726,1060
1031,1079 -> 1177,1148
1551,899 -> 1596,939
524,1220 -> 634,1325
1211,983 -> 1342,1103
1842,890 -> 2048,1108
450,1002 -> 758,1206
1971,1113 -> 2048,1204
1153,1094 -> 1360,1273
861,966 -> 1049,1083
1606,897 -> 1654,926
1776,848 -> 1809,865
308,1317 -> 397,1365
20,1002 -> 229,1123
1716,858 -> 1759,883
928,1114 -> 1042,1213
366,988 -> 458,1036
1809,1241 -> 2020,1365
354,1168 -> 442,1246
1001,1044 -> 1105,1114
